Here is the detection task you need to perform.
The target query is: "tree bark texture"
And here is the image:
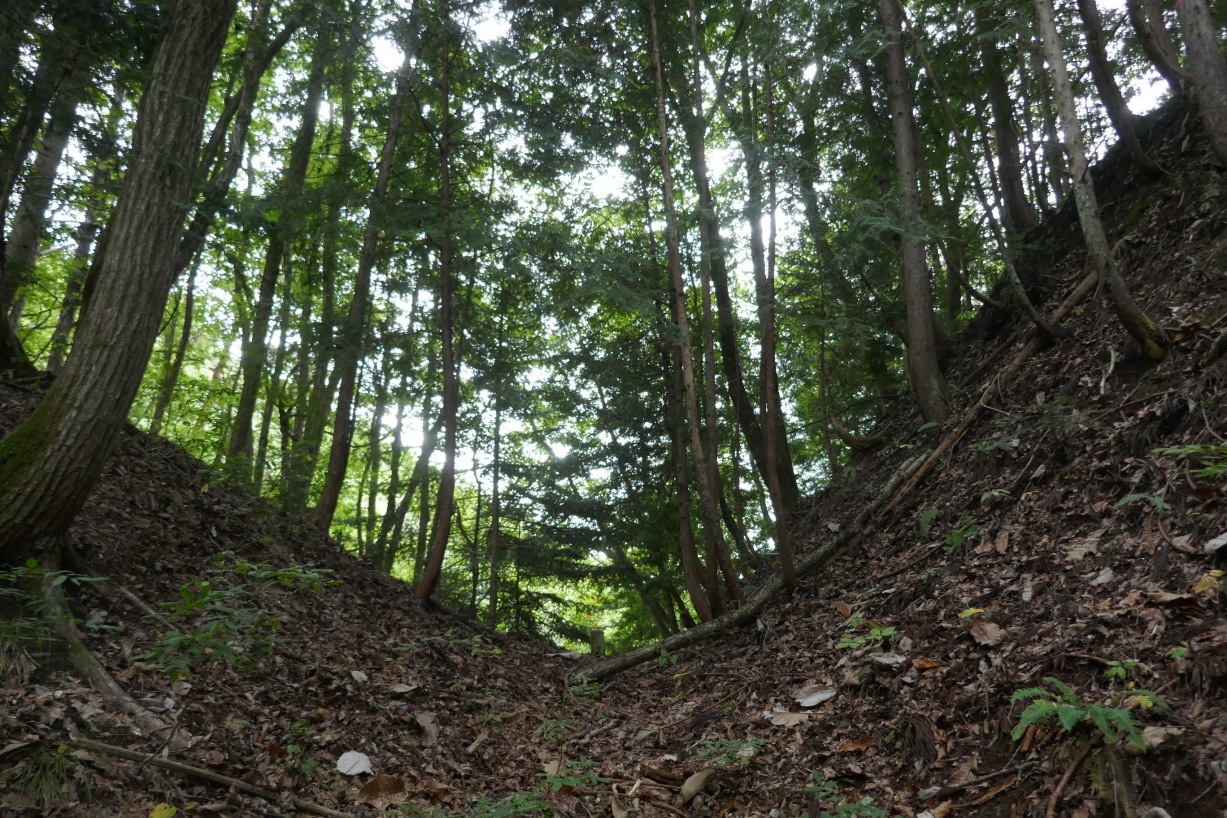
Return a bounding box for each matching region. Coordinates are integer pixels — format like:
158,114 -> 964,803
1177,0 -> 1227,167
879,0 -> 948,425
0,0 -> 237,566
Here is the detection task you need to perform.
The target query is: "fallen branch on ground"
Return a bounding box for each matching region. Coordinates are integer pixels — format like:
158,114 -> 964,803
72,737 -> 352,818
571,453 -> 926,684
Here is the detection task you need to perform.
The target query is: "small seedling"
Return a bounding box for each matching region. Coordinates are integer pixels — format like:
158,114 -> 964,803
1165,646 -> 1189,660
804,775 -> 899,818
693,736 -> 771,767
1104,659 -> 1137,682
1116,493 -> 1168,514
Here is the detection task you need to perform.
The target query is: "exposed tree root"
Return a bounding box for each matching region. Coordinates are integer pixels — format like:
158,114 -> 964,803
571,453 -> 926,683
71,737 -> 352,818
33,548 -> 180,746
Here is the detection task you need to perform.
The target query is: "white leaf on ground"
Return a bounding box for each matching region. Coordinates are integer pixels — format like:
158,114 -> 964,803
675,768 -> 715,805
336,750 -> 372,776
350,670 -> 368,683
793,684 -> 836,707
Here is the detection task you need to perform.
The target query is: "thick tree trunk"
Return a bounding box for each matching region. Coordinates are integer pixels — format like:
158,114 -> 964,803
0,0 -> 237,566
1126,0 -> 1188,96
1177,0 -> 1227,167
879,0 -> 948,425
1033,0 -> 1170,360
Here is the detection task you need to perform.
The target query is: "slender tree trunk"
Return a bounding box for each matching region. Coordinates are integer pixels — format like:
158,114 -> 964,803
0,0 -> 237,566
974,5 -> 1038,237
486,395 -> 503,627
416,33 -> 460,602
1033,0 -> 1170,360
758,56 -> 798,593
1177,0 -> 1227,167
4,79 -> 82,332
254,267 -> 294,491
229,37 -> 327,474
879,0 -> 948,424
149,256 -> 201,435
315,55 -> 415,527
1075,0 -> 1158,174
649,0 -> 744,609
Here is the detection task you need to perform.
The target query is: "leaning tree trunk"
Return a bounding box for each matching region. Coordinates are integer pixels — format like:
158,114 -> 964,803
0,0 -> 237,566
879,0 -> 948,425
1126,0 -> 1188,96
1075,0 -> 1158,174
1033,0 -> 1170,360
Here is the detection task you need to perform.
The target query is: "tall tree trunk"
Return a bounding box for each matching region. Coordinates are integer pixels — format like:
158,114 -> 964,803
879,0 -> 948,425
149,256 -> 200,435
757,52 -> 798,593
0,0 -> 237,566
649,0 -> 743,610
228,32 -> 327,474
3,78 -> 82,333
486,389 -> 504,627
416,33 -> 460,602
1033,0 -> 1170,360
974,5 -> 1038,237
1075,0 -> 1159,174
314,55 -> 415,527
1177,0 -> 1227,167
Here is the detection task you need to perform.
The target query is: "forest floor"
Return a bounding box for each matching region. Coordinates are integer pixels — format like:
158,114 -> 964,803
3,98 -> 1227,818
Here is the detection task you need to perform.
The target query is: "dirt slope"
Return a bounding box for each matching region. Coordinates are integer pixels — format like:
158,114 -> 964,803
2,97 -> 1227,818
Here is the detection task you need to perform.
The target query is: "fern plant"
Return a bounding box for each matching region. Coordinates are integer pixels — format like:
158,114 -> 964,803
1010,677 -> 1165,750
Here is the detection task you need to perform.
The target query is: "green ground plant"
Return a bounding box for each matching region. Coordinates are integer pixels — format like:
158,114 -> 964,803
804,775 -> 901,818
136,552 -> 338,680
693,736 -> 771,767
1154,443 -> 1227,479
1010,677 -> 1166,750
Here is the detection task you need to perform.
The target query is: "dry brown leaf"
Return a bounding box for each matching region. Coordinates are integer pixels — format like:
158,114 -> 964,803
836,735 -> 872,752
770,710 -> 811,727
912,658 -> 940,671
415,711 -> 440,746
358,773 -> 406,799
969,620 -> 1004,646
835,601 -> 855,618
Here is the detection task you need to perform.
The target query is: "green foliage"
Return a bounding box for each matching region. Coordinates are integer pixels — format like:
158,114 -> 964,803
944,510 -> 981,552
1104,660 -> 1137,682
1010,678 -> 1166,750
136,552 -> 338,680
918,508 -> 940,537
836,618 -> 897,651
1116,493 -> 1168,513
657,648 -> 677,667
693,737 -> 771,767
1165,646 -> 1189,660
538,757 -> 607,793
5,743 -> 90,810
1153,444 -> 1227,479
0,560 -> 105,682
804,775 -> 900,818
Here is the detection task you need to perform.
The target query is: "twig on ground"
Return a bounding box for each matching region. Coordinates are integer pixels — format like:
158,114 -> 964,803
72,737 -> 352,818
1046,743 -> 1091,818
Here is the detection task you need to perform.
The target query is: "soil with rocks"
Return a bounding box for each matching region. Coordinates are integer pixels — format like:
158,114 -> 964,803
2,96 -> 1226,818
